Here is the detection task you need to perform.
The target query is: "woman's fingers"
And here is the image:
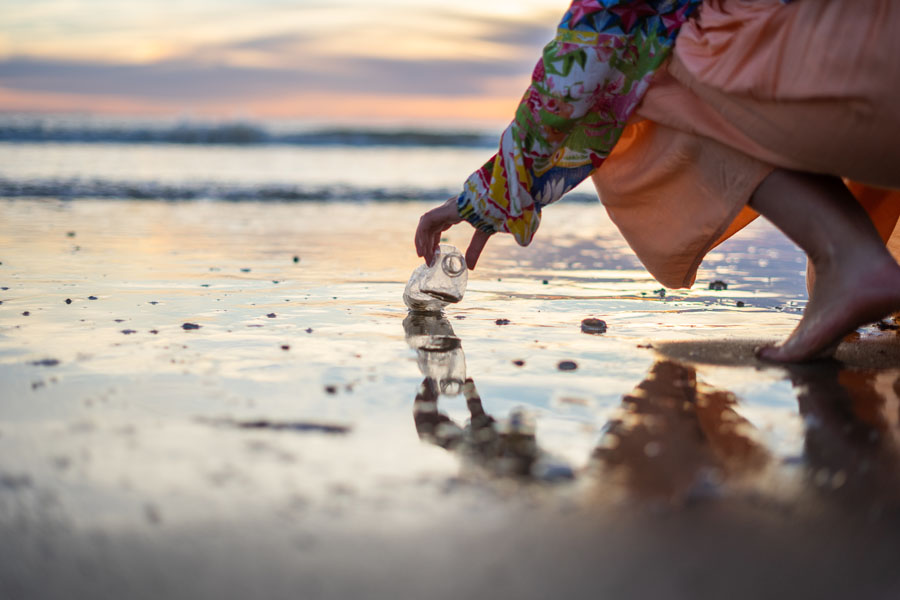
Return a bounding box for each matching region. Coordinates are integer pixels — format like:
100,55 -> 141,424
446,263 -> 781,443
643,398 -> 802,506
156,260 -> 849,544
415,198 -> 463,265
465,229 -> 493,270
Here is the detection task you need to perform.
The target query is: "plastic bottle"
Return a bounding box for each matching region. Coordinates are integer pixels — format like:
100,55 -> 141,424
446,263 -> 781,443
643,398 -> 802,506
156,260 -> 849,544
403,244 -> 467,312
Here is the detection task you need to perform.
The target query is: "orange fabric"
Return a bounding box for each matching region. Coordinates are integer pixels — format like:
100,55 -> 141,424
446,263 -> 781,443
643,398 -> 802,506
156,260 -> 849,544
594,0 -> 900,289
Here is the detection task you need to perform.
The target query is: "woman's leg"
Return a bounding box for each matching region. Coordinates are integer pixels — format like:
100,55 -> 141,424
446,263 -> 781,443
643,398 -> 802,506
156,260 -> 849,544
749,170 -> 900,362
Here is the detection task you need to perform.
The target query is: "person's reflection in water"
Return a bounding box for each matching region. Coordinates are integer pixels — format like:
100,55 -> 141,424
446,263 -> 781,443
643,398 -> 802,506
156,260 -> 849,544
405,315 -> 900,509
591,360 -> 770,504
787,363 -> 900,511
404,312 -> 540,478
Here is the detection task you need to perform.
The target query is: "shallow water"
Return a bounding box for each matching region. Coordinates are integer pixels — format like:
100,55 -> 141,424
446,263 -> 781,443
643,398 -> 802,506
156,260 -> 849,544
1,198 -> 899,599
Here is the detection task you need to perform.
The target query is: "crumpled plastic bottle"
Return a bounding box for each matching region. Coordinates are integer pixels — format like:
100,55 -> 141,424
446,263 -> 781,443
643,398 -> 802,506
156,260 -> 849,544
403,244 -> 468,312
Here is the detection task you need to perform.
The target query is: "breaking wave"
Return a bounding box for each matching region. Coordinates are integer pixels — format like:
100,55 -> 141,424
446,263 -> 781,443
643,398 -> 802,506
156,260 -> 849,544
0,176 -> 598,203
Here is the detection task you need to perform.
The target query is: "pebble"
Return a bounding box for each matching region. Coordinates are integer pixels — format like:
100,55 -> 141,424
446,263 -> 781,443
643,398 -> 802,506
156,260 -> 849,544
281,345 -> 290,350
88,296 -> 98,300
266,313 -> 276,318
557,360 -> 578,371
512,359 -> 525,367
495,319 -> 511,326
736,301 -> 745,307
324,385 -> 337,395
65,298 -> 72,304
22,311 -> 30,316
306,327 -> 314,334
182,322 -> 201,330
293,256 -> 300,263
121,329 -> 137,335
580,318 -> 607,334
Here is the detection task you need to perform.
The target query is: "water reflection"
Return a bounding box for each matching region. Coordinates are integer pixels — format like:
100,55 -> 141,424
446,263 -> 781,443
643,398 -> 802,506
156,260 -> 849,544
592,360 -> 770,503
404,313 -> 550,479
405,316 -> 900,511
788,363 -> 900,509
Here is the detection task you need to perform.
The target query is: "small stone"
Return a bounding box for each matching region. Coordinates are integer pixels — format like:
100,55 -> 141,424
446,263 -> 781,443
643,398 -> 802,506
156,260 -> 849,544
495,318 -> 511,326
708,280 -> 728,291
114,319 -> 124,323
736,301 -> 745,307
557,360 -> 578,371
542,279 -> 549,285
149,330 -> 159,334
121,329 -> 137,335
266,313 -> 276,318
512,359 -> 525,367
22,311 -> 30,316
324,385 -> 337,395
88,296 -> 98,300
182,322 -> 201,330
281,345 -> 290,351
65,298 -> 72,304
149,301 -> 159,305
66,231 -> 76,238
240,268 -> 251,273
580,318 -> 607,334
305,327 -> 313,334
293,256 -> 300,263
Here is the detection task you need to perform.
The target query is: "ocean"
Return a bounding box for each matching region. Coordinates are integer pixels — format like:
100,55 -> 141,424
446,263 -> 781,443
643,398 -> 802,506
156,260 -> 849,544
0,113 -> 600,203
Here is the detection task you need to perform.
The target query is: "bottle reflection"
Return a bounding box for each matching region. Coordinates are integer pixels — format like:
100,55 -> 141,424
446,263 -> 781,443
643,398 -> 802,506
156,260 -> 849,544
404,313 -> 540,478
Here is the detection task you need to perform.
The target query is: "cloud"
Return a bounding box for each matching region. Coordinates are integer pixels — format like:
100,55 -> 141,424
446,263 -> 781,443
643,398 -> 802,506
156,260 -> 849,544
0,49 -> 536,104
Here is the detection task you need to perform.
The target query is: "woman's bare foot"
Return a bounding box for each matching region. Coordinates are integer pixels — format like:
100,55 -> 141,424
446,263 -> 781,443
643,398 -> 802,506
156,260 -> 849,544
757,253 -> 900,362
749,170 -> 900,363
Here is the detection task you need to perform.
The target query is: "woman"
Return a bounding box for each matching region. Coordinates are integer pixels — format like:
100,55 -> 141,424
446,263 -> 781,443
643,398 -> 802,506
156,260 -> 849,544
414,0 -> 900,362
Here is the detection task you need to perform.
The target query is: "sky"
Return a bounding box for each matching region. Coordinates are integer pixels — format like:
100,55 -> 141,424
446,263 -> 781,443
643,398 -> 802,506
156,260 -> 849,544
0,0 -> 567,124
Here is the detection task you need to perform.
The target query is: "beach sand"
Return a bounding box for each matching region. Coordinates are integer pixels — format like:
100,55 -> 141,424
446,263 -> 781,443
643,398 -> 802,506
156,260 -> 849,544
2,198 -> 899,599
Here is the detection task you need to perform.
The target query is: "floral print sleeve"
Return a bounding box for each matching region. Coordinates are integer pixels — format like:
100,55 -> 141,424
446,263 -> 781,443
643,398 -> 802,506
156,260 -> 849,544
457,0 -> 701,246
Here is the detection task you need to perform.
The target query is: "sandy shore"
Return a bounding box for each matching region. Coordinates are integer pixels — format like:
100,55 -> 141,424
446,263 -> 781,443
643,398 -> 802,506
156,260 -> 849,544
2,198 -> 899,599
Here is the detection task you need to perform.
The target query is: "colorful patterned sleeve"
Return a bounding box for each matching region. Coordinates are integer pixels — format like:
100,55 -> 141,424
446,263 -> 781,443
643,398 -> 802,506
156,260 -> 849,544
456,0 -> 701,246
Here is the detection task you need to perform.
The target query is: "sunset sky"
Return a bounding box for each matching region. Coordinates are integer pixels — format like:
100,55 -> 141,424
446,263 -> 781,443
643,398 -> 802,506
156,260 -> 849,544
0,0 -> 566,124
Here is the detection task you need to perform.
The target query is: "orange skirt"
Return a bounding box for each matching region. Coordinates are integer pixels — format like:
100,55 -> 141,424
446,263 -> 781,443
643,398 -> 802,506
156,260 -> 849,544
593,0 -> 900,288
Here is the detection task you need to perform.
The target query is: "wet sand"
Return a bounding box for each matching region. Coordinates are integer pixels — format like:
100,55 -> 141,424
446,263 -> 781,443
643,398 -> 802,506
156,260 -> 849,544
1,198 -> 899,599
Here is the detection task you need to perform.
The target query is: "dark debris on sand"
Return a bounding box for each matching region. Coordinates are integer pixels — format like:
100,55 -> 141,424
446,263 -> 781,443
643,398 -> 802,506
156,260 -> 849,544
30,359 -> 60,367
557,360 -> 578,371
581,318 -> 607,334
182,323 -> 201,330
202,418 -> 350,435
709,280 -> 728,291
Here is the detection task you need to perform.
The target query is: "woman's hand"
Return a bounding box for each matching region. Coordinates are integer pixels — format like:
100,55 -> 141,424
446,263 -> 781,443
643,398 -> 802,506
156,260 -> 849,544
415,198 -> 493,270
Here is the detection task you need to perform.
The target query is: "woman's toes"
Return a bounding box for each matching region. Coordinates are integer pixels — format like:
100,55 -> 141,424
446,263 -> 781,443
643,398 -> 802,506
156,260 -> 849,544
754,344 -> 785,362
